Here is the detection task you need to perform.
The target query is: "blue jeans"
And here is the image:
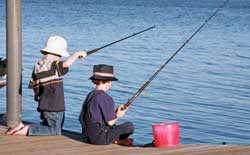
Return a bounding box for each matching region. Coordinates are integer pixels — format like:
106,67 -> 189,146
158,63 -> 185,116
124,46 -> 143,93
28,112 -> 64,136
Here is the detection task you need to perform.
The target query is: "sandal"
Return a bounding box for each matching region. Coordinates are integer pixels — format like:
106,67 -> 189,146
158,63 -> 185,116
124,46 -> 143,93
113,138 -> 134,146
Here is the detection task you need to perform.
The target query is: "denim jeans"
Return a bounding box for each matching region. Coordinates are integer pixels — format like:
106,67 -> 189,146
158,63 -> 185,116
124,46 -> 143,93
28,111 -> 64,136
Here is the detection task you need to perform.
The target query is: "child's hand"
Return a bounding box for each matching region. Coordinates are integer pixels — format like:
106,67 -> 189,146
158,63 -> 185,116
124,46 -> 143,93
77,51 -> 87,58
116,105 -> 127,118
63,51 -> 87,68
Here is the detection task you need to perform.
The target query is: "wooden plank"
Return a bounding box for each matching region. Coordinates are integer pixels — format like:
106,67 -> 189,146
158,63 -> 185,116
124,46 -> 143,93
1,125 -> 250,155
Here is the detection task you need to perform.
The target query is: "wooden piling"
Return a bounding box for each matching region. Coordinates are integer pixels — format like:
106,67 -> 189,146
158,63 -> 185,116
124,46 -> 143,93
6,0 -> 22,128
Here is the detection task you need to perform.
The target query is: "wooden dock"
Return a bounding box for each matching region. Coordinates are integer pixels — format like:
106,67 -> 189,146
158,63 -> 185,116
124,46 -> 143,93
0,125 -> 250,155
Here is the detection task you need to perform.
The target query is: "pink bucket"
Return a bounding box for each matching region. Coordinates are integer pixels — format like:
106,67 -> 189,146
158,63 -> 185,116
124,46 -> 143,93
152,123 -> 180,148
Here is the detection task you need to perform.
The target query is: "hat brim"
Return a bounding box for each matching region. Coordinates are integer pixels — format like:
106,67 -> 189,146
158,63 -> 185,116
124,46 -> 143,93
40,48 -> 70,57
89,75 -> 118,81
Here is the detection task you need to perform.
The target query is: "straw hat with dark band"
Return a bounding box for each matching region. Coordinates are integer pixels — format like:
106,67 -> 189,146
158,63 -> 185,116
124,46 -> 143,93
89,64 -> 118,81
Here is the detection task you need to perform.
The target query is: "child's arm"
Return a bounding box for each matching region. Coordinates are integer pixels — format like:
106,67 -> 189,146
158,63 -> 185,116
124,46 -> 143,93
63,51 -> 87,68
107,105 -> 127,126
33,89 -> 39,101
28,69 -> 39,101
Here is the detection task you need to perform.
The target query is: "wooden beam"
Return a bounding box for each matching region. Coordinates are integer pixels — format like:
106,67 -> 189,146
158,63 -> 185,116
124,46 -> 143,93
6,0 -> 22,128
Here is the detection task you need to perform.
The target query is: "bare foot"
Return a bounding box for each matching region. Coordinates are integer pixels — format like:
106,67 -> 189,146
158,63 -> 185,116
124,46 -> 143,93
5,122 -> 25,135
12,125 -> 29,135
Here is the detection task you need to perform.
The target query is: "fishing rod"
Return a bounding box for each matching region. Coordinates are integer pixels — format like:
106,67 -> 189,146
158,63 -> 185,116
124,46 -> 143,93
79,26 -> 155,58
124,0 -> 230,108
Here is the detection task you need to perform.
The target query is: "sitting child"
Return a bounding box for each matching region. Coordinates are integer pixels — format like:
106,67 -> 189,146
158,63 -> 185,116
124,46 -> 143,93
79,64 -> 134,146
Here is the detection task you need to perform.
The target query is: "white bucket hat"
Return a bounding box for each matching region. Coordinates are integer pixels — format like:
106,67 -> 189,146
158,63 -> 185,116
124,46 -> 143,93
40,35 -> 70,57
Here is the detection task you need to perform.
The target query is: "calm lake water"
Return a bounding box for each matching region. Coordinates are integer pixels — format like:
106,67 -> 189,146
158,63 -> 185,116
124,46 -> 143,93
0,0 -> 250,145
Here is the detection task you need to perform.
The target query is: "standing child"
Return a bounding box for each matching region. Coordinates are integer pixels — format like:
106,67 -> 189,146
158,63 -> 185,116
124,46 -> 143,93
6,35 -> 87,136
79,64 -> 134,145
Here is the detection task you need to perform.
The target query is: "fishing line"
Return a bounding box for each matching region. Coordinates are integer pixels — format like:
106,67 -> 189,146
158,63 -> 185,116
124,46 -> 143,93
124,0 -> 230,108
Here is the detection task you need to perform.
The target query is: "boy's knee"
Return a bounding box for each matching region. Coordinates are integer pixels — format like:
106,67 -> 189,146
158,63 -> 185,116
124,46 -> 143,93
125,122 -> 134,133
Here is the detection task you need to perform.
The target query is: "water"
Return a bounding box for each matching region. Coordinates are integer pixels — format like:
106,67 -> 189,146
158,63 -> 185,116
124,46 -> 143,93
0,0 -> 250,145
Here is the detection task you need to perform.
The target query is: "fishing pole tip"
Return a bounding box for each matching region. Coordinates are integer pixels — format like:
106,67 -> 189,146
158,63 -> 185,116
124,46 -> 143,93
150,25 -> 156,29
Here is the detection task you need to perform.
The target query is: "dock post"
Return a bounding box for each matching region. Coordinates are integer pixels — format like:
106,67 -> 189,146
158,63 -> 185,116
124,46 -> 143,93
6,0 -> 22,128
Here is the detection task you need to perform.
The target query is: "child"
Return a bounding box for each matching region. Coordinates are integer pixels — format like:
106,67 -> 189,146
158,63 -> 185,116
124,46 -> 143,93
79,64 -> 134,146
6,35 -> 87,136
0,57 -> 7,88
